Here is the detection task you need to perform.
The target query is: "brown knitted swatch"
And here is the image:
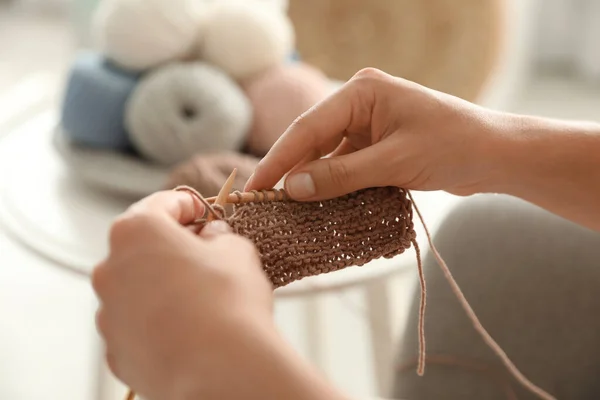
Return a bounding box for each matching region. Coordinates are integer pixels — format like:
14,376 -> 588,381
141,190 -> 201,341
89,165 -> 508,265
226,186 -> 415,288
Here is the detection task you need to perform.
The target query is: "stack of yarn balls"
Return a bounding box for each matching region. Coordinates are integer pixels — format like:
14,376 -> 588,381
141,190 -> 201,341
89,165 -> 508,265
60,0 -> 332,197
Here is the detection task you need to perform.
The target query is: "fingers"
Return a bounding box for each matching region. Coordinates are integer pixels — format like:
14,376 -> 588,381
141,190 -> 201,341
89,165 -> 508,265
284,140 -> 393,200
245,82 -> 358,191
199,220 -> 233,239
107,190 -> 204,251
327,137 -> 357,158
126,190 -> 204,226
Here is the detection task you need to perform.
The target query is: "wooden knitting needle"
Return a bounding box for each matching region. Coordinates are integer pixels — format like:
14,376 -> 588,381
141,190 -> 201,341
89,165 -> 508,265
205,189 -> 288,204
208,168 -> 237,221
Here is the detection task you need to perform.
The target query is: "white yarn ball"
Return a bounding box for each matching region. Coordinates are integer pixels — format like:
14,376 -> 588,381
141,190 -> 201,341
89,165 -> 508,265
92,0 -> 203,71
204,0 -> 288,11
266,0 -> 288,11
199,0 -> 295,81
125,62 -> 252,166
238,0 -> 288,12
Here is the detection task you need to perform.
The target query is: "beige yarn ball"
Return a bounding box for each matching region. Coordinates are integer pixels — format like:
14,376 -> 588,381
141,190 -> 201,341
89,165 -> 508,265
242,62 -> 331,156
125,62 -> 252,166
92,0 -> 203,71
165,151 -> 260,215
252,0 -> 288,11
211,0 -> 288,11
199,0 -> 295,81
165,151 -> 259,196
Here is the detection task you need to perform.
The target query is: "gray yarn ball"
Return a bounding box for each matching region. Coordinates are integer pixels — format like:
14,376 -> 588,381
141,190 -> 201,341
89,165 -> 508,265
125,62 -> 252,166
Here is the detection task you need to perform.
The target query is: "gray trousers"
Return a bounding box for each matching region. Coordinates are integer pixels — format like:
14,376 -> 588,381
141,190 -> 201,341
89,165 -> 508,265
392,194 -> 600,400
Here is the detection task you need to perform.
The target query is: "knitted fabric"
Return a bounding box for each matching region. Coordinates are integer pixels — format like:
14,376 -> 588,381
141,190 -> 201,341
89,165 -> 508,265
227,186 -> 415,288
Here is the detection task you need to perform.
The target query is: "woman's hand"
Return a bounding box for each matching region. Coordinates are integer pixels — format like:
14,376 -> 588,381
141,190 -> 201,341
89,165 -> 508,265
245,67 -> 506,200
92,191 -> 349,400
246,67 -> 600,231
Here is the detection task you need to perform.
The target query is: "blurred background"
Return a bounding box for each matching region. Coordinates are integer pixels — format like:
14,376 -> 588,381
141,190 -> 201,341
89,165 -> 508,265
1,0 -> 600,399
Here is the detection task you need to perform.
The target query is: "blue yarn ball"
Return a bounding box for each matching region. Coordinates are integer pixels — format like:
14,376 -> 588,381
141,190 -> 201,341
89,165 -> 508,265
287,50 -> 301,63
60,51 -> 141,151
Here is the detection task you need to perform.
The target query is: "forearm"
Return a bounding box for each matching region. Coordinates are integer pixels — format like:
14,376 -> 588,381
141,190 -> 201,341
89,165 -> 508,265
484,113 -> 600,231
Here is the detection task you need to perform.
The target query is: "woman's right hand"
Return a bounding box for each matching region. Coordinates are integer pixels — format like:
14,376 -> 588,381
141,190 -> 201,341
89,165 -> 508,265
245,67 -> 509,200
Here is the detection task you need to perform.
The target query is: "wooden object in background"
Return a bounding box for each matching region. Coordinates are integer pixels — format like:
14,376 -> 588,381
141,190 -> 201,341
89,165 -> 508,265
287,0 -> 505,102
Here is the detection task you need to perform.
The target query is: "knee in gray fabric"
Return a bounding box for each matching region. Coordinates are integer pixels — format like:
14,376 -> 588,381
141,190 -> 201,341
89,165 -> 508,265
392,194 -> 600,400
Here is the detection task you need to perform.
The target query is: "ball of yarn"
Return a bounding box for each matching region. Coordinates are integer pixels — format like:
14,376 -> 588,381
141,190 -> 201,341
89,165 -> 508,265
254,0 -> 288,11
287,50 -> 301,63
125,62 -> 252,166
199,0 -> 295,81
242,62 -> 330,156
60,51 -> 139,151
165,150 -> 259,214
92,0 -> 201,71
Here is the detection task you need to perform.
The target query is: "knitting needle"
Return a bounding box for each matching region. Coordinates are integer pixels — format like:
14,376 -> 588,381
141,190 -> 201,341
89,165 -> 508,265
204,189 -> 288,205
208,168 -> 237,221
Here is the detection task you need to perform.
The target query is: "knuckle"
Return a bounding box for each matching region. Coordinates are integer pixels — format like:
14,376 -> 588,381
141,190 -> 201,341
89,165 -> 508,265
108,214 -> 135,243
140,191 -> 171,207
347,68 -> 388,113
291,109 -> 322,148
108,212 -> 155,245
351,67 -> 386,82
290,111 -> 309,131
91,263 -> 109,295
326,158 -> 353,189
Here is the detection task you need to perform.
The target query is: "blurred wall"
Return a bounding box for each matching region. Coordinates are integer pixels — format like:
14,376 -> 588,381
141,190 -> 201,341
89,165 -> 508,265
533,0 -> 600,81
477,0 -> 539,111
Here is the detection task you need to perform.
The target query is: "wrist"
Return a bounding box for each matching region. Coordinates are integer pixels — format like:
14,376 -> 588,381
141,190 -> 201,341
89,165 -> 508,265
477,112 -> 600,197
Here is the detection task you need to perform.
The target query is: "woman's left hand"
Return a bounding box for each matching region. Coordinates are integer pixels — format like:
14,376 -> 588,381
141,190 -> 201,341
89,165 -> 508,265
92,190 -> 275,400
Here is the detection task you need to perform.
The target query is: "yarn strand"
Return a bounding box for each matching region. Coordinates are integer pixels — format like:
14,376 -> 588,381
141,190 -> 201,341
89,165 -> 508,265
411,238 -> 427,376
174,185 -> 224,221
397,354 -> 519,400
407,191 -> 556,400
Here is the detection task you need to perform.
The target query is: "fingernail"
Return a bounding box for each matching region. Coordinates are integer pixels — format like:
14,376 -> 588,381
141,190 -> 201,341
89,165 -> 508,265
201,220 -> 232,237
286,173 -> 316,199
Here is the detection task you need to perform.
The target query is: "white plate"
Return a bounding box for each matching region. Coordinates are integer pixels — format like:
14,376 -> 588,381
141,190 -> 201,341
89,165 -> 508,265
0,112 -> 129,273
52,125 -> 170,200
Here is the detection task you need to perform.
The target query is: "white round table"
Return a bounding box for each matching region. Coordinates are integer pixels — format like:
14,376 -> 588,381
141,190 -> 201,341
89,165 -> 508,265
0,110 -> 462,399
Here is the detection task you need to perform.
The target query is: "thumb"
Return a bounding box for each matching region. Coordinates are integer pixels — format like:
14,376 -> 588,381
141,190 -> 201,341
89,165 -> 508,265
199,220 -> 233,239
284,142 -> 390,201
